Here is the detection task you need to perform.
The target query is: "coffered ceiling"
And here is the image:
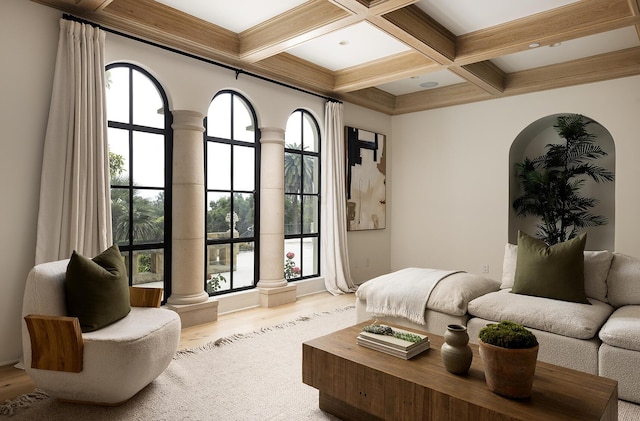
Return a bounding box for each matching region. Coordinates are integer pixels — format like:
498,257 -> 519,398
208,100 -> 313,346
32,0 -> 640,115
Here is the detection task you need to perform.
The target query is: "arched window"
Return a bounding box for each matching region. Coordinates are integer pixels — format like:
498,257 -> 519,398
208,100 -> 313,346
106,63 -> 172,301
205,91 -> 259,294
284,109 -> 321,280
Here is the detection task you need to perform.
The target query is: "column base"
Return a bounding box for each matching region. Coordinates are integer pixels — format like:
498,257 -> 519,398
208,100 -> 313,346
259,284 -> 297,308
166,298 -> 219,328
166,291 -> 210,305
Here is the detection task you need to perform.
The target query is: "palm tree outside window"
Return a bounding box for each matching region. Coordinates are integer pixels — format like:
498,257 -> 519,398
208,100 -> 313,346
106,63 -> 172,302
284,109 -> 321,280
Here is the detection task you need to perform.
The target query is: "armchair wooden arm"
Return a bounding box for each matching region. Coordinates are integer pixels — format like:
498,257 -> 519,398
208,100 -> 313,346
129,287 -> 163,308
24,315 -> 83,373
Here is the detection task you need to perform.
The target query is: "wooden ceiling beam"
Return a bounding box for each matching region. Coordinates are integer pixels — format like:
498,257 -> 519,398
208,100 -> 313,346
504,46 -> 640,95
394,83 -> 492,114
103,0 -> 240,58
333,51 -> 440,92
393,47 -> 640,114
339,87 -> 397,114
251,53 -> 336,95
240,0 -> 357,63
455,0 -> 636,65
374,5 -> 455,64
329,0 -> 419,16
449,61 -> 506,95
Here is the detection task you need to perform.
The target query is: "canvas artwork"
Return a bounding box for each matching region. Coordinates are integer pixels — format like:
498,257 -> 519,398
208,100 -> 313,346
345,126 -> 386,231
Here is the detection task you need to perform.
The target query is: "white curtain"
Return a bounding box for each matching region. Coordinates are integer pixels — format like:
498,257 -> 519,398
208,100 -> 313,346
35,19 -> 111,264
321,101 -> 358,294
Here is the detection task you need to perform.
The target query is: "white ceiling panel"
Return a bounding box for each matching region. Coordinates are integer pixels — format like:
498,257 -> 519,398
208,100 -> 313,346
492,27 -> 640,73
286,22 -> 411,71
415,0 -> 580,35
376,70 -> 465,96
154,0 -> 308,33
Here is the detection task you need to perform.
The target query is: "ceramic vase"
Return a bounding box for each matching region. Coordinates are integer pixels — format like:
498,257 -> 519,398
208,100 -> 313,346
441,324 -> 473,375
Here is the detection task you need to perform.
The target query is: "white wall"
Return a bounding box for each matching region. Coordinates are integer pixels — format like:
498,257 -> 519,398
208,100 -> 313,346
0,0 -> 390,364
390,76 -> 640,277
0,0 -> 60,366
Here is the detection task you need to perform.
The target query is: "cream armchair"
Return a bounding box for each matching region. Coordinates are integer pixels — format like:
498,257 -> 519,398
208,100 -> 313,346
22,259 -> 181,405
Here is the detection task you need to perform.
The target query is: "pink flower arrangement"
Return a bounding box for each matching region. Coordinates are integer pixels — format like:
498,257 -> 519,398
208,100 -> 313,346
284,251 -> 300,280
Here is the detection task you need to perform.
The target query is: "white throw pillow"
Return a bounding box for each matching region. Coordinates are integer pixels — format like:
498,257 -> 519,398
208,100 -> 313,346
500,243 -> 613,302
607,253 -> 640,308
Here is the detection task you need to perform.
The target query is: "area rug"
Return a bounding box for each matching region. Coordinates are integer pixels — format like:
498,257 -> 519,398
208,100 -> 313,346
3,304 -> 640,420
2,306 -> 355,420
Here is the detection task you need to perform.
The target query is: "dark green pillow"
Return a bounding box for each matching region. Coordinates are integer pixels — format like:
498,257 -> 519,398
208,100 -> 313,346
65,244 -> 131,332
512,231 -> 589,304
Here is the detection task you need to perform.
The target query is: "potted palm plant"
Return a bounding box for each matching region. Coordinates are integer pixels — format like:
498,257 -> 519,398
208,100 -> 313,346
478,321 -> 539,399
512,114 -> 614,245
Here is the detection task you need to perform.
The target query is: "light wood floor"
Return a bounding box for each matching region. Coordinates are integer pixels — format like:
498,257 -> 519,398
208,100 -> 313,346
0,291 -> 356,404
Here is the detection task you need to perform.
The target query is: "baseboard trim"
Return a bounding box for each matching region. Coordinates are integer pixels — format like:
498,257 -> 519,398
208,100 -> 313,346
217,277 -> 327,315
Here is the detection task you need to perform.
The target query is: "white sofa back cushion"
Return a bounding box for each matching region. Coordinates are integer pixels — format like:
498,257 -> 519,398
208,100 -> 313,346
607,253 -> 640,307
500,243 -> 613,303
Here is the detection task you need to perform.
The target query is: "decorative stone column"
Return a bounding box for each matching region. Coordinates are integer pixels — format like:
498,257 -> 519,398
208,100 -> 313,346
258,127 -> 296,307
166,110 -> 218,326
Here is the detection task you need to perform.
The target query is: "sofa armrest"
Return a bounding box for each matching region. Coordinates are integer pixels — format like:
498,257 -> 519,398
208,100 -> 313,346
130,287 -> 163,308
24,314 -> 83,372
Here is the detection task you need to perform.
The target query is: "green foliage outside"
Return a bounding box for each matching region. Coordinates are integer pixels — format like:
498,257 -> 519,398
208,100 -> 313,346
109,151 -> 164,248
512,114 -> 614,245
479,321 -> 538,349
284,143 -> 317,234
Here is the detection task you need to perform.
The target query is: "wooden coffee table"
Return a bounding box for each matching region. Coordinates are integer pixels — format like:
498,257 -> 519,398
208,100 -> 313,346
302,321 -> 618,421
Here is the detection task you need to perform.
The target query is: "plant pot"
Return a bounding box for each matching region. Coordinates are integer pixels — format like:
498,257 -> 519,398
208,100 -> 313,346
440,324 -> 472,374
478,339 -> 539,399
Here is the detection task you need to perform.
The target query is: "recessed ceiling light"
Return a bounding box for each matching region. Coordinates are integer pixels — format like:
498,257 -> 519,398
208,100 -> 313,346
420,81 -> 439,89
338,40 -> 349,46
550,42 -> 562,47
529,42 -> 540,48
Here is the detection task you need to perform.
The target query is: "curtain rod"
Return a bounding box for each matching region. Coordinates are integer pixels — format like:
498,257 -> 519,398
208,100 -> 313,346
62,14 -> 342,104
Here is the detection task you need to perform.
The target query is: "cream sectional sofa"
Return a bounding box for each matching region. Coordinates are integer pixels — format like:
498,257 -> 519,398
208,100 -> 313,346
356,247 -> 640,404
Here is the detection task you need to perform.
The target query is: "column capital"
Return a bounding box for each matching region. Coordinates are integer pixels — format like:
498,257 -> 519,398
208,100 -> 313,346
172,110 -> 205,132
260,127 -> 285,145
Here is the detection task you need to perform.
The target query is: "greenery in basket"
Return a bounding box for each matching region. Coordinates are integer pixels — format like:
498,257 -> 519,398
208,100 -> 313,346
479,321 -> 538,349
362,323 -> 424,344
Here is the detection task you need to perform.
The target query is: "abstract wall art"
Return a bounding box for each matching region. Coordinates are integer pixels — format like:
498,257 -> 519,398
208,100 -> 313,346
345,126 -> 386,231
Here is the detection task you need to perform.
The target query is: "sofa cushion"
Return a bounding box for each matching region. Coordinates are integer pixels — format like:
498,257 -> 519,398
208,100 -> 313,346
599,306 -> 640,352
607,253 -> 640,307
501,241 -> 611,303
427,272 -> 500,316
512,231 -> 589,304
468,289 -> 613,340
582,250 -> 614,303
65,244 -> 131,332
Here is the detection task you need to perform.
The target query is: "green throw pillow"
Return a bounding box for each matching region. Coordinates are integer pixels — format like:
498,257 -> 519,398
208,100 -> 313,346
512,231 -> 589,304
65,244 -> 131,332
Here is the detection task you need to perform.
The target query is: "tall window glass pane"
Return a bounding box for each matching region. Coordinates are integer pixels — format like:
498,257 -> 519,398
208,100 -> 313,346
106,63 -> 171,302
205,91 -> 259,295
284,109 -> 321,281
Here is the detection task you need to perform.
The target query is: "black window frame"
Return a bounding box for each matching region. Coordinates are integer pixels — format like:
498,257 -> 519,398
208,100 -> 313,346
106,62 -> 173,302
204,90 -> 260,295
284,109 -> 321,281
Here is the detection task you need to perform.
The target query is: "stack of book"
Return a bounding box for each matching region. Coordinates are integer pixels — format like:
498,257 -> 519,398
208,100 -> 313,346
357,326 -> 430,359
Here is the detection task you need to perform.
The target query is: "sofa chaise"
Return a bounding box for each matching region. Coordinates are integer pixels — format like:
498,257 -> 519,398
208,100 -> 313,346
355,242 -> 640,404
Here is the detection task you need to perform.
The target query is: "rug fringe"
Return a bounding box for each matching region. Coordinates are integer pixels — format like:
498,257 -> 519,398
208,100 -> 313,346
174,305 -> 355,358
0,388 -> 49,416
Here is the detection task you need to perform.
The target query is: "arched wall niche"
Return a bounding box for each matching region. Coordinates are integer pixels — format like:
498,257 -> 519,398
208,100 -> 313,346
508,113 -> 616,251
